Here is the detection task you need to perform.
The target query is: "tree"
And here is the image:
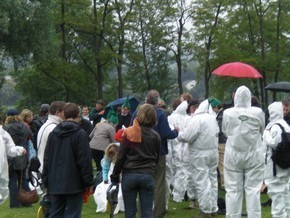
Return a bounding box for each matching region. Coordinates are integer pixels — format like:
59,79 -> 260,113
168,0 -> 194,95
107,0 -> 135,98
125,0 -> 176,101
190,0 -> 224,98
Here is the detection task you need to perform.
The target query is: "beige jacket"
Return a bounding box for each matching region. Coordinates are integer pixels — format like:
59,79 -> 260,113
89,121 -> 116,151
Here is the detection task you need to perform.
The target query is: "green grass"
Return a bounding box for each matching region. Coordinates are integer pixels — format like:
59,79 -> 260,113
0,192 -> 272,218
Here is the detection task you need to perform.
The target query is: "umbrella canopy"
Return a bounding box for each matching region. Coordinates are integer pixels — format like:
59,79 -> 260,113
212,62 -> 263,79
104,96 -> 140,116
265,81 -> 290,93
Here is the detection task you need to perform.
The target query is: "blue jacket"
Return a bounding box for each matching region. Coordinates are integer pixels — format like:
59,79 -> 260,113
131,107 -> 178,155
101,157 -> 111,182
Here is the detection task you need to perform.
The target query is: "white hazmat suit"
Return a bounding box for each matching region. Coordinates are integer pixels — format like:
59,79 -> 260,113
222,85 -> 265,218
178,99 -> 219,214
167,100 -> 189,202
263,101 -> 290,218
0,126 -> 25,205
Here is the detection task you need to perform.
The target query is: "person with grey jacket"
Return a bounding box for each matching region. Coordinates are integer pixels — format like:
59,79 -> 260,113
89,120 -> 116,173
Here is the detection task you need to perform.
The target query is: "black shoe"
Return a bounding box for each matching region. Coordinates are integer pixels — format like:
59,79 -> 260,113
184,191 -> 189,201
261,199 -> 272,207
241,211 -> 247,216
216,209 -> 226,215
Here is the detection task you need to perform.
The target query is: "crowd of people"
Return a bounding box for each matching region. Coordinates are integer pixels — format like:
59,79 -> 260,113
0,86 -> 290,218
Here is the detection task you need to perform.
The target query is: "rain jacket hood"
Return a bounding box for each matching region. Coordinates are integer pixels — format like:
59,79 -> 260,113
173,100 -> 188,116
234,85 -> 251,108
266,102 -> 285,129
168,101 -> 188,129
54,121 -> 81,138
194,99 -> 215,116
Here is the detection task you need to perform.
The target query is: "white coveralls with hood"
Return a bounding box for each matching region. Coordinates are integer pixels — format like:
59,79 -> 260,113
178,99 -> 219,214
263,101 -> 290,218
222,85 -> 265,218
166,100 -> 190,202
0,126 -> 25,205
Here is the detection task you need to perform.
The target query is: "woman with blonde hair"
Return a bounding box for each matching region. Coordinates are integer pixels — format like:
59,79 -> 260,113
20,109 -> 33,128
93,143 -> 124,214
4,109 -> 32,208
102,143 -> 119,184
20,109 -> 35,155
0,116 -> 26,205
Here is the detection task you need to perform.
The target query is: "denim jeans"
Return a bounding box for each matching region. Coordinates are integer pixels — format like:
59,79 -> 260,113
122,173 -> 155,218
9,169 -> 31,208
49,192 -> 83,218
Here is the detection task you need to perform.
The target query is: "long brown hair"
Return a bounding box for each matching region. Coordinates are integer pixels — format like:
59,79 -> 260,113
136,103 -> 157,128
105,143 -> 119,163
5,115 -> 23,125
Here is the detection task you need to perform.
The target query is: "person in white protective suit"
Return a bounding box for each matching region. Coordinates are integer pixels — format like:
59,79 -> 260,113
178,99 -> 219,217
166,99 -> 189,203
222,85 -> 265,218
263,102 -> 290,218
0,123 -> 26,205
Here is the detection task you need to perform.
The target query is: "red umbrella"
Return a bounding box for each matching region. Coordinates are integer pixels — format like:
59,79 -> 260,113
212,62 -> 263,79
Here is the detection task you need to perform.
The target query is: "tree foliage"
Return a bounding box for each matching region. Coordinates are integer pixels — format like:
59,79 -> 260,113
0,0 -> 289,110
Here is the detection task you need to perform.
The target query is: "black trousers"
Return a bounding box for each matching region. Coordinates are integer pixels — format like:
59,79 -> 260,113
90,149 -> 104,172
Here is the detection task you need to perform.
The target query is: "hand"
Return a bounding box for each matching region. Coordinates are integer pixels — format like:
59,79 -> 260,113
111,181 -> 119,186
99,110 -> 105,115
22,149 -> 27,155
88,186 -> 94,195
173,125 -> 180,132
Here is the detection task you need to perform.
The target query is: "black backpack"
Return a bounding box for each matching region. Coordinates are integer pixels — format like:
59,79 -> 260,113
271,123 -> 290,176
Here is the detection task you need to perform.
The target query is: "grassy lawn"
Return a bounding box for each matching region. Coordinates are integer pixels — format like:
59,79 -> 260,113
0,191 -> 272,218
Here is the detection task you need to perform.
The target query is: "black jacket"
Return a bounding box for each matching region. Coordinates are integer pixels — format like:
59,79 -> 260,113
111,125 -> 161,184
116,113 -> 132,132
42,121 -> 94,194
5,121 -> 32,147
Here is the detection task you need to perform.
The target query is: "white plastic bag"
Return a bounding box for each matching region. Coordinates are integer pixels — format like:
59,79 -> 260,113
93,181 -> 124,214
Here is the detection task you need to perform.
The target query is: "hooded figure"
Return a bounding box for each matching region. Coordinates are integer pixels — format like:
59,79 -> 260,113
122,96 -> 131,110
166,100 -> 189,203
222,85 -> 265,218
116,97 -> 132,132
106,107 -> 119,125
42,103 -> 94,217
263,102 -> 290,217
178,99 -> 219,217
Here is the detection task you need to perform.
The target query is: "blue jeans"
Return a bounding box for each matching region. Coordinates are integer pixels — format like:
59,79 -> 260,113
9,169 -> 31,208
122,173 -> 155,218
49,192 -> 83,218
